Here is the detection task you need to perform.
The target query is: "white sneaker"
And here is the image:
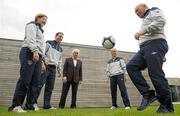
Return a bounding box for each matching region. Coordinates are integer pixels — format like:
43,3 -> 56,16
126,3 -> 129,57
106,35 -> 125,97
110,106 -> 117,109
33,104 -> 39,111
12,106 -> 26,113
49,107 -> 56,110
125,106 -> 130,110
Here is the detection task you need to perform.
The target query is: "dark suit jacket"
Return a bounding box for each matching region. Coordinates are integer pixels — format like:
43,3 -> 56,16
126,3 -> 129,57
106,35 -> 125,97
63,57 -> 82,83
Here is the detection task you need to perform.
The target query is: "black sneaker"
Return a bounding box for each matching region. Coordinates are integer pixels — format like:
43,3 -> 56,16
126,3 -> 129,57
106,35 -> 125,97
44,106 -> 56,110
8,106 -> 14,112
137,95 -> 157,111
156,104 -> 174,113
24,104 -> 35,110
43,105 -> 51,109
70,106 -> 76,109
59,105 -> 64,109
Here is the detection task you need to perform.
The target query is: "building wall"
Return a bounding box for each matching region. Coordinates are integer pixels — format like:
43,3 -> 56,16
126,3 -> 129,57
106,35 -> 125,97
0,38 -> 153,108
168,78 -> 180,86
167,78 -> 180,102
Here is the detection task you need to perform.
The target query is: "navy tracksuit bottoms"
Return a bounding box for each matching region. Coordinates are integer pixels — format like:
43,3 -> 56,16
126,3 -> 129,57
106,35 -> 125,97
11,47 -> 42,108
126,39 -> 173,107
110,74 -> 130,107
35,65 -> 56,108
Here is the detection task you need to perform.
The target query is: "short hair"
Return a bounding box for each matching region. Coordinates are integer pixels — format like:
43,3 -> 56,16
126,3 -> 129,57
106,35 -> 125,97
35,13 -> 48,21
55,32 -> 64,37
111,48 -> 117,52
72,48 -> 80,54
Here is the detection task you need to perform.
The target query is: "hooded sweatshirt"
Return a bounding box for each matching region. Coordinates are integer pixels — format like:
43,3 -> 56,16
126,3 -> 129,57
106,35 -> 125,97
139,7 -> 166,46
22,21 -> 46,56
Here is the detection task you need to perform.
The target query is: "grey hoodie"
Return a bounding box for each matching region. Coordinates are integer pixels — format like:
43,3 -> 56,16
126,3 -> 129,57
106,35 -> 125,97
22,21 -> 45,56
139,7 -> 166,45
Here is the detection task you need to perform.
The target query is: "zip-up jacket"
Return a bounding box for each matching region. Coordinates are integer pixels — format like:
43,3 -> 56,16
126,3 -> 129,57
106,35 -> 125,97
139,7 -> 166,45
22,21 -> 45,56
45,40 -> 63,70
106,57 -> 127,77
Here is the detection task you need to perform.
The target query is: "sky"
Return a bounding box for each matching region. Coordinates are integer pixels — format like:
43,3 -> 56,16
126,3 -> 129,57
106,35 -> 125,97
0,0 -> 180,77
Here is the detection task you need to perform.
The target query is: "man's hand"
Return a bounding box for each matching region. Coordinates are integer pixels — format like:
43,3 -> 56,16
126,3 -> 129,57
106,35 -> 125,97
163,57 -> 167,62
134,31 -> 144,40
44,57 -> 48,66
41,61 -> 46,71
33,51 -> 39,62
124,75 -> 128,82
62,76 -> 67,83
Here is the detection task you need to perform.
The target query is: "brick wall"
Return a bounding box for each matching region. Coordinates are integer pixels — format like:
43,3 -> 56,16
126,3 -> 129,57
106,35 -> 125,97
0,38 -> 153,108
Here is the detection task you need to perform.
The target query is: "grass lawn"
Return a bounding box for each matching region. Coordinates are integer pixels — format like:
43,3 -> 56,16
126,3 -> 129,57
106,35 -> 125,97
0,105 -> 179,116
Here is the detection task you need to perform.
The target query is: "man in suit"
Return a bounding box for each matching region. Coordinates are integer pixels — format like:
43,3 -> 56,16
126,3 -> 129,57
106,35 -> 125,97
59,48 -> 82,108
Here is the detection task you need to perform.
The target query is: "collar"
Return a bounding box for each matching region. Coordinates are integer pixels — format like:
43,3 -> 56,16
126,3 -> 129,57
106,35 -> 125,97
27,21 -> 44,33
143,9 -> 150,18
54,40 -> 61,45
143,7 -> 159,18
112,57 -> 117,61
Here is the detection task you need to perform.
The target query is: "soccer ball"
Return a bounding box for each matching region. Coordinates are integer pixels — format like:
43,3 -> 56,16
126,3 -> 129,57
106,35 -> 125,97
102,36 -> 115,49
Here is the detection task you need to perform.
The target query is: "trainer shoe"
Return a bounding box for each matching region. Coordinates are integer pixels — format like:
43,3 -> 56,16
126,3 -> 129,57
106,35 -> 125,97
33,104 -> 39,111
156,105 -> 174,113
110,106 -> 117,109
49,107 -> 56,110
137,95 -> 157,111
12,106 -> 26,113
125,106 -> 131,110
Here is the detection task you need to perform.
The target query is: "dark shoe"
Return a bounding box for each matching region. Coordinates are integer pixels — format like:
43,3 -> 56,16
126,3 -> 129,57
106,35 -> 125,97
8,106 -> 14,112
43,105 -> 51,109
70,105 -> 76,109
43,102 -> 51,109
137,95 -> 157,111
59,106 -> 64,109
156,104 -> 174,113
44,106 -> 56,110
24,104 -> 35,110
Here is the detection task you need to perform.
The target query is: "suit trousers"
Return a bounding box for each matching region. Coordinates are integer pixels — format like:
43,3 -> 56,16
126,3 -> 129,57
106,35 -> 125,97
59,80 -> 79,108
